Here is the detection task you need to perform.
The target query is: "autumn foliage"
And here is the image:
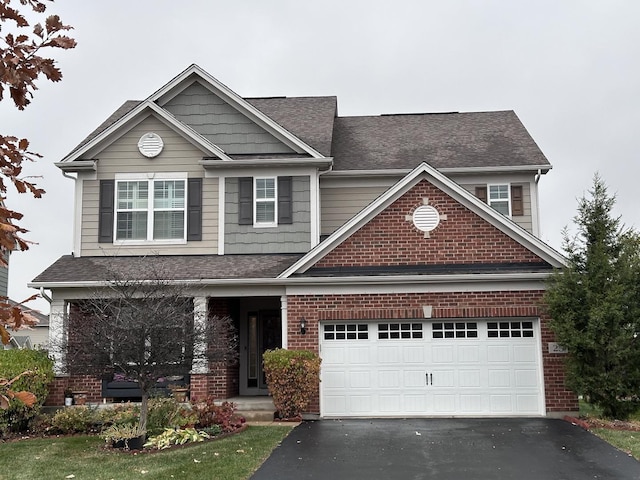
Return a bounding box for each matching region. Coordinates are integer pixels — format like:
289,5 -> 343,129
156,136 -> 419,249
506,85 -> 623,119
0,0 -> 76,345
262,349 -> 321,419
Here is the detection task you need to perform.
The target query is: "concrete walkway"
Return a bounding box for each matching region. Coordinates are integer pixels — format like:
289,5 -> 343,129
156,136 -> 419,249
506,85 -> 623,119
251,418 -> 640,480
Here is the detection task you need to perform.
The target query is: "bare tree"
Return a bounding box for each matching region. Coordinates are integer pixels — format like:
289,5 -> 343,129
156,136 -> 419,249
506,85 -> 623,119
52,264 -> 237,434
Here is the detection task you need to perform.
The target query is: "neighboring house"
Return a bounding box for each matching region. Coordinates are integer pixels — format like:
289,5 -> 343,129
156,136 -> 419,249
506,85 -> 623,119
3,300 -> 49,350
31,64 -> 576,417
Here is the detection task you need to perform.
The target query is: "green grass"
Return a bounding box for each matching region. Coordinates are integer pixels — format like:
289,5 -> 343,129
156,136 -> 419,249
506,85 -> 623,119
591,428 -> 640,459
579,399 -> 640,460
0,425 -> 293,480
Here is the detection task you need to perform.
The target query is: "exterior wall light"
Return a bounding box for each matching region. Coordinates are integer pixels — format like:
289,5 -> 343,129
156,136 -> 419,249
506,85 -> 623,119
300,317 -> 307,335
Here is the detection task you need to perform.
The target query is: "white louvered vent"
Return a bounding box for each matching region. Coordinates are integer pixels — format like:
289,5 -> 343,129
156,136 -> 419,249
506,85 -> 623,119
412,205 -> 440,232
138,132 -> 164,158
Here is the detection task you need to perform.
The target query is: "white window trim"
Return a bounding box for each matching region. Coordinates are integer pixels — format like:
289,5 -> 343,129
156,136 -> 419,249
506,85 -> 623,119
488,183 -> 512,217
113,172 -> 188,245
253,176 -> 277,228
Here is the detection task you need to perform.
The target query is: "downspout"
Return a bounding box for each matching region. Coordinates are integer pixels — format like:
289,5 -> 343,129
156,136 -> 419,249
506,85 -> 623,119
40,287 -> 52,304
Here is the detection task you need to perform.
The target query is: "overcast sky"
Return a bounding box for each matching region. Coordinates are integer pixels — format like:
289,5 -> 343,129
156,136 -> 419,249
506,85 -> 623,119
3,0 -> 640,312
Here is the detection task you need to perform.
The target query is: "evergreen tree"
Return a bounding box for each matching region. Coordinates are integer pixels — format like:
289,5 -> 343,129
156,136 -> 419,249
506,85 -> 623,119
545,175 -> 640,419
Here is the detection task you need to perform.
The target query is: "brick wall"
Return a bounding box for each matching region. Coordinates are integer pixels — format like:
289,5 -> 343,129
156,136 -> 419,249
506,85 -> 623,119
316,179 -> 543,268
287,291 -> 578,416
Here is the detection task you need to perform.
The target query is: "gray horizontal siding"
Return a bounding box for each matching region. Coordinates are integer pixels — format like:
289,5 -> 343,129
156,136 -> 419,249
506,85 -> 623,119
164,82 -> 294,155
225,176 -> 311,254
320,185 -> 389,236
80,115 -> 219,256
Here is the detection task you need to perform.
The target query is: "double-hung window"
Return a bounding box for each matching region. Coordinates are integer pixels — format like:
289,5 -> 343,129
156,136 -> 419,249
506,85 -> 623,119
475,184 -> 524,217
488,184 -> 510,216
254,177 -> 277,226
115,178 -> 186,241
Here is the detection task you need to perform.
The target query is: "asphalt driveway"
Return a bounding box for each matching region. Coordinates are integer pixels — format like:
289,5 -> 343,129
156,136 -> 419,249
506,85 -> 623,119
251,418 -> 640,480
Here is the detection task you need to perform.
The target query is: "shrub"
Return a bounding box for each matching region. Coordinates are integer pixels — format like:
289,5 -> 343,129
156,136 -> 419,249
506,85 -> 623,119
50,406 -> 100,434
193,398 -> 243,433
143,427 -> 210,450
263,349 -> 321,419
0,349 -> 54,434
98,404 -> 139,427
147,397 -> 197,435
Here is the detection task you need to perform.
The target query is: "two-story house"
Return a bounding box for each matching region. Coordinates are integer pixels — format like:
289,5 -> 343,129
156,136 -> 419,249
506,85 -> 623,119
31,64 -> 577,417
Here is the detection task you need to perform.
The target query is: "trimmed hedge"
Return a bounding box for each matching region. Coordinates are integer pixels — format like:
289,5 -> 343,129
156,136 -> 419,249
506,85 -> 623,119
263,349 -> 321,419
0,349 -> 54,434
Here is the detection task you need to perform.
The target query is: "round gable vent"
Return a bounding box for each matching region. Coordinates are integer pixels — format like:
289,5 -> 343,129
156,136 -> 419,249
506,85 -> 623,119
138,132 -> 164,158
412,205 -> 440,232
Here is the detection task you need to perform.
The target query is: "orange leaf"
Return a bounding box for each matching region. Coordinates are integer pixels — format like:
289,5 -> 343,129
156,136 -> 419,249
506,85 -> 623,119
0,395 -> 9,410
13,391 -> 37,407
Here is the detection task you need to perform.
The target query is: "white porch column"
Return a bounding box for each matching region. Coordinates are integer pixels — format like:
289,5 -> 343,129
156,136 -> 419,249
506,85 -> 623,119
280,295 -> 288,349
49,299 -> 68,375
191,296 -> 208,374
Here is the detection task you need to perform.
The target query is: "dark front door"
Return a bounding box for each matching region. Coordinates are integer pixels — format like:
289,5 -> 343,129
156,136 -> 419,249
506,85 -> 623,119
241,310 -> 281,395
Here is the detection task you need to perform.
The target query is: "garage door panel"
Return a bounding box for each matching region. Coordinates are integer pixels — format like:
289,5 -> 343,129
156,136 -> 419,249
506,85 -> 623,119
322,371 -> 347,388
433,394 -> 456,413
348,370 -> 371,388
487,345 -> 511,362
488,369 -> 511,387
513,345 -> 537,362
403,345 -> 427,363
432,345 -> 454,363
515,369 -> 538,387
458,369 -> 481,387
490,395 -> 513,413
348,346 -> 372,364
404,370 -> 427,388
379,369 -> 401,388
457,345 -> 480,362
350,395 -> 373,413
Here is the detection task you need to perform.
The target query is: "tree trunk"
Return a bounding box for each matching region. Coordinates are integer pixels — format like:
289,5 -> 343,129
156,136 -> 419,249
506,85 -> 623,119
139,390 -> 149,434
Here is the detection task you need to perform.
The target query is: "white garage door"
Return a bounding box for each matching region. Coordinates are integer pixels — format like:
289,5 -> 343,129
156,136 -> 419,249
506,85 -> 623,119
320,320 -> 544,417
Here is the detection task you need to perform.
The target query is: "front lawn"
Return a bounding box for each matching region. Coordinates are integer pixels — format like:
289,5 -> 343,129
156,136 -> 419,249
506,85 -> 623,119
579,400 -> 640,460
0,425 -> 293,480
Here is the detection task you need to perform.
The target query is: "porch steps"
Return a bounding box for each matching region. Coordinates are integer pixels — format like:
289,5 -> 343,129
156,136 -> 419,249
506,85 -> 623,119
221,397 -> 276,422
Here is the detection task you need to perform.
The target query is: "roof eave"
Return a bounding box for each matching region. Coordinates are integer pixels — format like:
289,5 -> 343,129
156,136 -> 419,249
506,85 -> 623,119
55,160 -> 97,172
28,271 -> 556,290
200,157 -> 333,170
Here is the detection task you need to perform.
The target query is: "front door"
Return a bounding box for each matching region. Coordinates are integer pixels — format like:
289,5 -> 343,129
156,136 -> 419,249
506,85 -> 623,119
240,310 -> 281,395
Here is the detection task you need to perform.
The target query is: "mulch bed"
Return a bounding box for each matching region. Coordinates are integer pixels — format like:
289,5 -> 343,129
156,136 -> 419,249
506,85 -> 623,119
565,415 -> 640,431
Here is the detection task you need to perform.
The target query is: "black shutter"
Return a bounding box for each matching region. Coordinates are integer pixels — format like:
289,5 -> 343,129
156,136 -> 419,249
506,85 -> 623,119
278,176 -> 293,224
511,185 -> 524,216
98,180 -> 114,243
238,177 -> 253,225
187,178 -> 202,241
475,186 -> 488,203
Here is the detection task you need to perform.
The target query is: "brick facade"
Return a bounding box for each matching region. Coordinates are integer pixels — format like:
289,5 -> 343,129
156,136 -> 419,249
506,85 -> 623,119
316,179 -> 543,269
286,291 -> 578,416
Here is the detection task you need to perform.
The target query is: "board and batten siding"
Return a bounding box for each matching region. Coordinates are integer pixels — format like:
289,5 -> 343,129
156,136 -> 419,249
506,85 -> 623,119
225,176 -> 311,254
163,82 -> 294,156
460,182 -> 533,233
80,115 -> 219,256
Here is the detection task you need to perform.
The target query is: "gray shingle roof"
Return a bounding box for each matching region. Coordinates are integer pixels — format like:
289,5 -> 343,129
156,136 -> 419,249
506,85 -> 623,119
63,82 -> 549,172
31,254 -> 303,284
331,111 -> 550,171
248,96 -> 337,157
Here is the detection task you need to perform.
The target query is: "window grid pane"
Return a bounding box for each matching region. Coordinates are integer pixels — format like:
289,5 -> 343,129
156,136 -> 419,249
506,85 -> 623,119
323,323 -> 368,340
432,322 -> 478,339
154,180 -> 185,209
487,321 -> 535,338
379,322 -> 423,340
153,211 -> 185,239
116,211 -> 147,240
